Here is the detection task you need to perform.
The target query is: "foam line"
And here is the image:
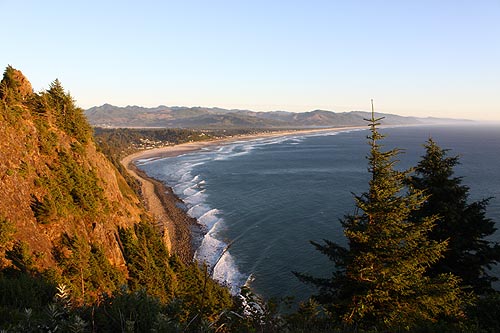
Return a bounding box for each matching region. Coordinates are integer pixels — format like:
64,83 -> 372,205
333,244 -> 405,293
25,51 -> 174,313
137,130 -> 368,294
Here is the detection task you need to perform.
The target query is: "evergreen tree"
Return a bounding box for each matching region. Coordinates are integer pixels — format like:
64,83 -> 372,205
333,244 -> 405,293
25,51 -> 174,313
409,138 -> 500,294
295,102 -> 465,330
0,65 -> 33,103
41,79 -> 92,143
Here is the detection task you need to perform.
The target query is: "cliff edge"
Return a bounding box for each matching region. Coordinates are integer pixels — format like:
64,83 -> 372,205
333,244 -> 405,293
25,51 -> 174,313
0,66 -> 148,292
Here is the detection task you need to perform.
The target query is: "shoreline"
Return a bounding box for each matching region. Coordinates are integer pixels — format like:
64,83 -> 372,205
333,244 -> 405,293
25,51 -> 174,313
120,126 -> 366,261
121,126 -> 366,164
126,164 -> 198,262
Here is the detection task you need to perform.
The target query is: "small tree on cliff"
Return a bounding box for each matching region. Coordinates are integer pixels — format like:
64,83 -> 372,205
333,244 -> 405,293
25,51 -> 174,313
409,138 -> 500,294
295,101 -> 466,330
0,65 -> 33,103
41,79 -> 92,143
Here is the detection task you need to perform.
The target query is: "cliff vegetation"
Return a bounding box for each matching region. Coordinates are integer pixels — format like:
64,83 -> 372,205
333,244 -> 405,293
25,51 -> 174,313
1,66 -> 500,332
0,66 -> 233,331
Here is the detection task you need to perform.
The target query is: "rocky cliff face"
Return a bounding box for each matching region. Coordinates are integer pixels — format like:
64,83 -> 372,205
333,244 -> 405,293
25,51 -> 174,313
0,67 -> 234,325
0,66 -> 145,274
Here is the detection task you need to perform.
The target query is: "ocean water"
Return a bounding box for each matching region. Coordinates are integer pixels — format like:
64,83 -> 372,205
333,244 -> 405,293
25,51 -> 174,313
137,124 -> 500,301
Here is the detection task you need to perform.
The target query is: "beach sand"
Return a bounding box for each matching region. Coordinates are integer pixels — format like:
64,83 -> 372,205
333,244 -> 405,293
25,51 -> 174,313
120,126 -> 366,261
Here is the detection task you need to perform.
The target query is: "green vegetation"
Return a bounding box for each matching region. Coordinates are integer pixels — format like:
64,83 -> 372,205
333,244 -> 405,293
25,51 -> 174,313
119,220 -> 174,302
0,66 -> 237,331
41,79 -> 93,143
31,151 -> 107,224
0,218 -> 237,332
0,65 -> 33,105
0,66 -> 106,227
409,138 -> 500,294
118,220 -> 233,322
0,215 -> 14,268
0,210 -> 235,331
30,80 -> 105,224
94,127 -> 258,159
292,108 -> 500,332
52,233 -> 126,303
1,66 -> 500,331
295,106 -> 467,331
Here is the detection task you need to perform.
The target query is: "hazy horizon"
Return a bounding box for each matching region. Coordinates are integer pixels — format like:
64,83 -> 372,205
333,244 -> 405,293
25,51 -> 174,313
2,1 -> 499,121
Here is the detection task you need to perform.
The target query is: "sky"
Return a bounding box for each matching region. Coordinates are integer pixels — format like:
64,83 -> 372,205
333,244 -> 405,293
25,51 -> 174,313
1,0 -> 499,120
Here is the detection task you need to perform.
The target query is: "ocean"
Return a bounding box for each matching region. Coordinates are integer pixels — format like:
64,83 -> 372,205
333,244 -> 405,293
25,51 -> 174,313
137,124 -> 500,302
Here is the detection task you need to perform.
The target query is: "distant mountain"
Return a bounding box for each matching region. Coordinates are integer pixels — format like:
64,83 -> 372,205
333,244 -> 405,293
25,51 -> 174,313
85,104 -> 472,129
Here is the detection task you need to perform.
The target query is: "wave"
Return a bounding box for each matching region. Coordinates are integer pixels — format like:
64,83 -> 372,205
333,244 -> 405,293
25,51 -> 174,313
194,226 -> 226,267
141,150 -> 248,294
184,190 -> 206,206
136,127 -> 368,296
213,252 -> 247,295
213,143 -> 255,161
135,157 -> 160,165
187,203 -> 212,219
198,209 -> 221,230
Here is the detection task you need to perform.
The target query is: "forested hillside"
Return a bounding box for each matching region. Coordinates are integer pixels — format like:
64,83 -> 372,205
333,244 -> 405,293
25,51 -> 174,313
0,68 -> 142,273
0,66 -> 232,331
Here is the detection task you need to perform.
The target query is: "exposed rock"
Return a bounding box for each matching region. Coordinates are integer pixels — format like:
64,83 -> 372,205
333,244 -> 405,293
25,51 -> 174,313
0,66 -> 145,273
0,66 -> 33,101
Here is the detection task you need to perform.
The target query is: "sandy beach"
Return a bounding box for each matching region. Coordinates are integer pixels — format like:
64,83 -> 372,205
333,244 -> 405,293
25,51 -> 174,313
121,126 -> 366,165
120,126 -> 366,260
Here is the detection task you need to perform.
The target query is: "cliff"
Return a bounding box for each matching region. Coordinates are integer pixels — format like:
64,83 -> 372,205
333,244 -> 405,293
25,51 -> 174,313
0,66 -> 237,330
0,66 -> 147,279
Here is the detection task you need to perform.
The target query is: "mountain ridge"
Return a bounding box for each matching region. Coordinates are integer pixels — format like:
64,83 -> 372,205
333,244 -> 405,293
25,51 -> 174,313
85,104 -> 472,129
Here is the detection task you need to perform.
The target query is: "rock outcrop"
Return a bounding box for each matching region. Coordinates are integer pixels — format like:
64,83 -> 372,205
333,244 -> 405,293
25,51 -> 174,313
0,66 -> 145,273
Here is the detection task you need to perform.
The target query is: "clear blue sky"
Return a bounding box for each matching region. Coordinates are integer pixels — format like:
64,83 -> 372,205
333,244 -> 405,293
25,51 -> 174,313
2,0 -> 499,120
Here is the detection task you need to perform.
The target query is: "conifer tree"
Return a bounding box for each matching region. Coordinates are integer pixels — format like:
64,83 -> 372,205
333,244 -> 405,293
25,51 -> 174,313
296,101 -> 465,330
409,138 -> 500,294
42,79 -> 92,143
0,65 -> 33,103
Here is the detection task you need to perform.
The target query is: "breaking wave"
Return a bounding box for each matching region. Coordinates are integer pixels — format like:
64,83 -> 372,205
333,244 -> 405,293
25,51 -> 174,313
136,129 -> 354,294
